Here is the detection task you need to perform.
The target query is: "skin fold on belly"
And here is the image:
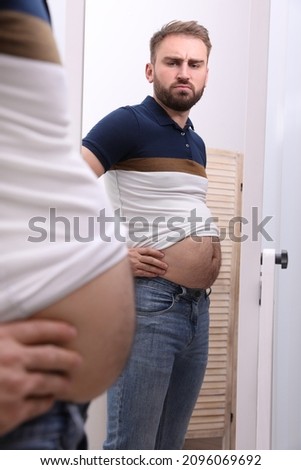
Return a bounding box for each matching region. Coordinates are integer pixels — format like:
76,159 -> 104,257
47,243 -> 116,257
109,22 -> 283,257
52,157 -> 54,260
161,236 -> 221,289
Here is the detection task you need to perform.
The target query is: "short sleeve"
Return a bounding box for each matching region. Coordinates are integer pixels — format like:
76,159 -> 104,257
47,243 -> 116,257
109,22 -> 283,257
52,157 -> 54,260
82,107 -> 139,171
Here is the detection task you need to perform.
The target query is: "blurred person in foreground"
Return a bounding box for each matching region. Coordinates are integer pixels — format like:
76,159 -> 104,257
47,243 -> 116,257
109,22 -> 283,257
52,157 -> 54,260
0,0 -> 135,449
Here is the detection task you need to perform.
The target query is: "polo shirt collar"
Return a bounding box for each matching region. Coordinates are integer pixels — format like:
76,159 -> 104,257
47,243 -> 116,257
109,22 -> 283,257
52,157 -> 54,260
142,95 -> 194,131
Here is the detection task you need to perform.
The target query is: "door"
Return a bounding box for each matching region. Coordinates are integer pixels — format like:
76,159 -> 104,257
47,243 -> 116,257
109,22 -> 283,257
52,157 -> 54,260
263,0 -> 301,449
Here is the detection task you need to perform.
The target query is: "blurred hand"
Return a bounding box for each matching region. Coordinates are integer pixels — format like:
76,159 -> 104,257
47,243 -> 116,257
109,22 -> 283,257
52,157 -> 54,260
0,319 -> 82,436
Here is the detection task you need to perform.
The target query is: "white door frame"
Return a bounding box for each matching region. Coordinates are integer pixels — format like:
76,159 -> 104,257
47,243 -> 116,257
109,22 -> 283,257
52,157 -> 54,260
235,0 -> 271,449
64,0 -> 108,448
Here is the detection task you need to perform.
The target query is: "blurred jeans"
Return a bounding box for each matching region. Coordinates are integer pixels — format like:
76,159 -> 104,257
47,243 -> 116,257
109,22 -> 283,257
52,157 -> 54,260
0,402 -> 89,450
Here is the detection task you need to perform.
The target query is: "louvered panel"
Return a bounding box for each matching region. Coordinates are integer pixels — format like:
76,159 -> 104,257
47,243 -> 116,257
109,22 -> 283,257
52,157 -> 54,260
210,328 -> 228,335
186,149 -> 243,448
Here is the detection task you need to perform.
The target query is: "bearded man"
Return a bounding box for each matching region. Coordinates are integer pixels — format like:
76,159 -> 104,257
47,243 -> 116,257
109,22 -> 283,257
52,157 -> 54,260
82,20 -> 221,450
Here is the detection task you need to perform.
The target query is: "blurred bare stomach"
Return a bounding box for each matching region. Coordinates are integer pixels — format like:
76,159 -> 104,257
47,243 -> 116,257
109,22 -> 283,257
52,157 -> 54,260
161,236 -> 221,289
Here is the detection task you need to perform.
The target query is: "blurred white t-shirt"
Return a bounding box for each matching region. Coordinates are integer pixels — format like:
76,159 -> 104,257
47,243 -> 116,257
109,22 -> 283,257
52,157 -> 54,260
0,53 -> 127,321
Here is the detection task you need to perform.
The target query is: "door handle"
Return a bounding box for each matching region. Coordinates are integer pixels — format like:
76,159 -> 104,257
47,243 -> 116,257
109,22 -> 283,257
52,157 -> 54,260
260,249 -> 288,269
275,250 -> 288,269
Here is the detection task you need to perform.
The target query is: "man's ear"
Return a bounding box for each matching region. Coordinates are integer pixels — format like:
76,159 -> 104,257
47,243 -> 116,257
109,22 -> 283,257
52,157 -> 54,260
145,63 -> 153,83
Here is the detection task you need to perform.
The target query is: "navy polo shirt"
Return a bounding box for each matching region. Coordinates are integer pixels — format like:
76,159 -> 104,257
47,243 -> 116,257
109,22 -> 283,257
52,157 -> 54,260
82,96 -> 207,172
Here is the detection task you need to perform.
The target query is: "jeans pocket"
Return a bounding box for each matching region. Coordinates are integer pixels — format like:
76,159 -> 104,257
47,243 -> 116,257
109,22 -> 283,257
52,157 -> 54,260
136,285 -> 175,316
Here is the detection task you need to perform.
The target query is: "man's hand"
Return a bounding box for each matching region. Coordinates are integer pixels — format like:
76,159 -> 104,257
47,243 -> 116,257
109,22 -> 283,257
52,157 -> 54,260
0,320 -> 82,437
128,247 -> 168,277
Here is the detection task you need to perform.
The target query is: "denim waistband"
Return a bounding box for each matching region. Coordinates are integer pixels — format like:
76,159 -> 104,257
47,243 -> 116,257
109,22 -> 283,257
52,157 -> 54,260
135,276 -> 211,299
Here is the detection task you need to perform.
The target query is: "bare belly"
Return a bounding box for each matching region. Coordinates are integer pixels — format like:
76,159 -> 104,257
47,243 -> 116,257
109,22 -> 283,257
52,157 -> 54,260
161,236 -> 221,289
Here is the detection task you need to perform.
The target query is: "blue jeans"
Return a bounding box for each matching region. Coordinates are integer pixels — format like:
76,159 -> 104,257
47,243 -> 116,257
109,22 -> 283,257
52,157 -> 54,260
0,402 -> 89,450
103,277 -> 210,450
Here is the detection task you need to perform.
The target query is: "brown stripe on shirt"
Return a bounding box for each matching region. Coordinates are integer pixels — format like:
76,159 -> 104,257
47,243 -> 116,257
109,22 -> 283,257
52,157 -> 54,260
0,11 -> 61,63
111,157 -> 207,178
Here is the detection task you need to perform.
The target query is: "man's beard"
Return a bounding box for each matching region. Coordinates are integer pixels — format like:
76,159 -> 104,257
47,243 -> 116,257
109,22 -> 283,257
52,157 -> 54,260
153,78 -> 205,112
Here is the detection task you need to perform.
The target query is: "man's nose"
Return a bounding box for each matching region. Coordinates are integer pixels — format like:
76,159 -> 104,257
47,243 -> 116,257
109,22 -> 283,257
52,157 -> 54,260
176,63 -> 190,80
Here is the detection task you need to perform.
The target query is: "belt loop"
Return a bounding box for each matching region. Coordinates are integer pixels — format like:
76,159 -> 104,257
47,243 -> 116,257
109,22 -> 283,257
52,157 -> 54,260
175,285 -> 186,301
205,287 -> 212,298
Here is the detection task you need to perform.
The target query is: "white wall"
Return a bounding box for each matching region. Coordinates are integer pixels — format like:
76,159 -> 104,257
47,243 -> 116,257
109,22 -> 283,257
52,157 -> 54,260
47,0 -> 66,61
82,0 -> 250,154
48,0 -> 85,148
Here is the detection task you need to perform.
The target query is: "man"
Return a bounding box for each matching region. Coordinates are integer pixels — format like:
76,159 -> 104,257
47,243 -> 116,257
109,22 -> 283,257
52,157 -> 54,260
82,20 -> 221,450
0,0 -> 135,449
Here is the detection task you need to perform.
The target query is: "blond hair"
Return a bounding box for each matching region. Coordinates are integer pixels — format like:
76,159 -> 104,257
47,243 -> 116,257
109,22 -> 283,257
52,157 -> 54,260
150,20 -> 212,63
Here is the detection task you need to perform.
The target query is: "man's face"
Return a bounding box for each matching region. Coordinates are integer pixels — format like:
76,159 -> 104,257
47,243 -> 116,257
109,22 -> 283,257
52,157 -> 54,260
146,34 -> 209,112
